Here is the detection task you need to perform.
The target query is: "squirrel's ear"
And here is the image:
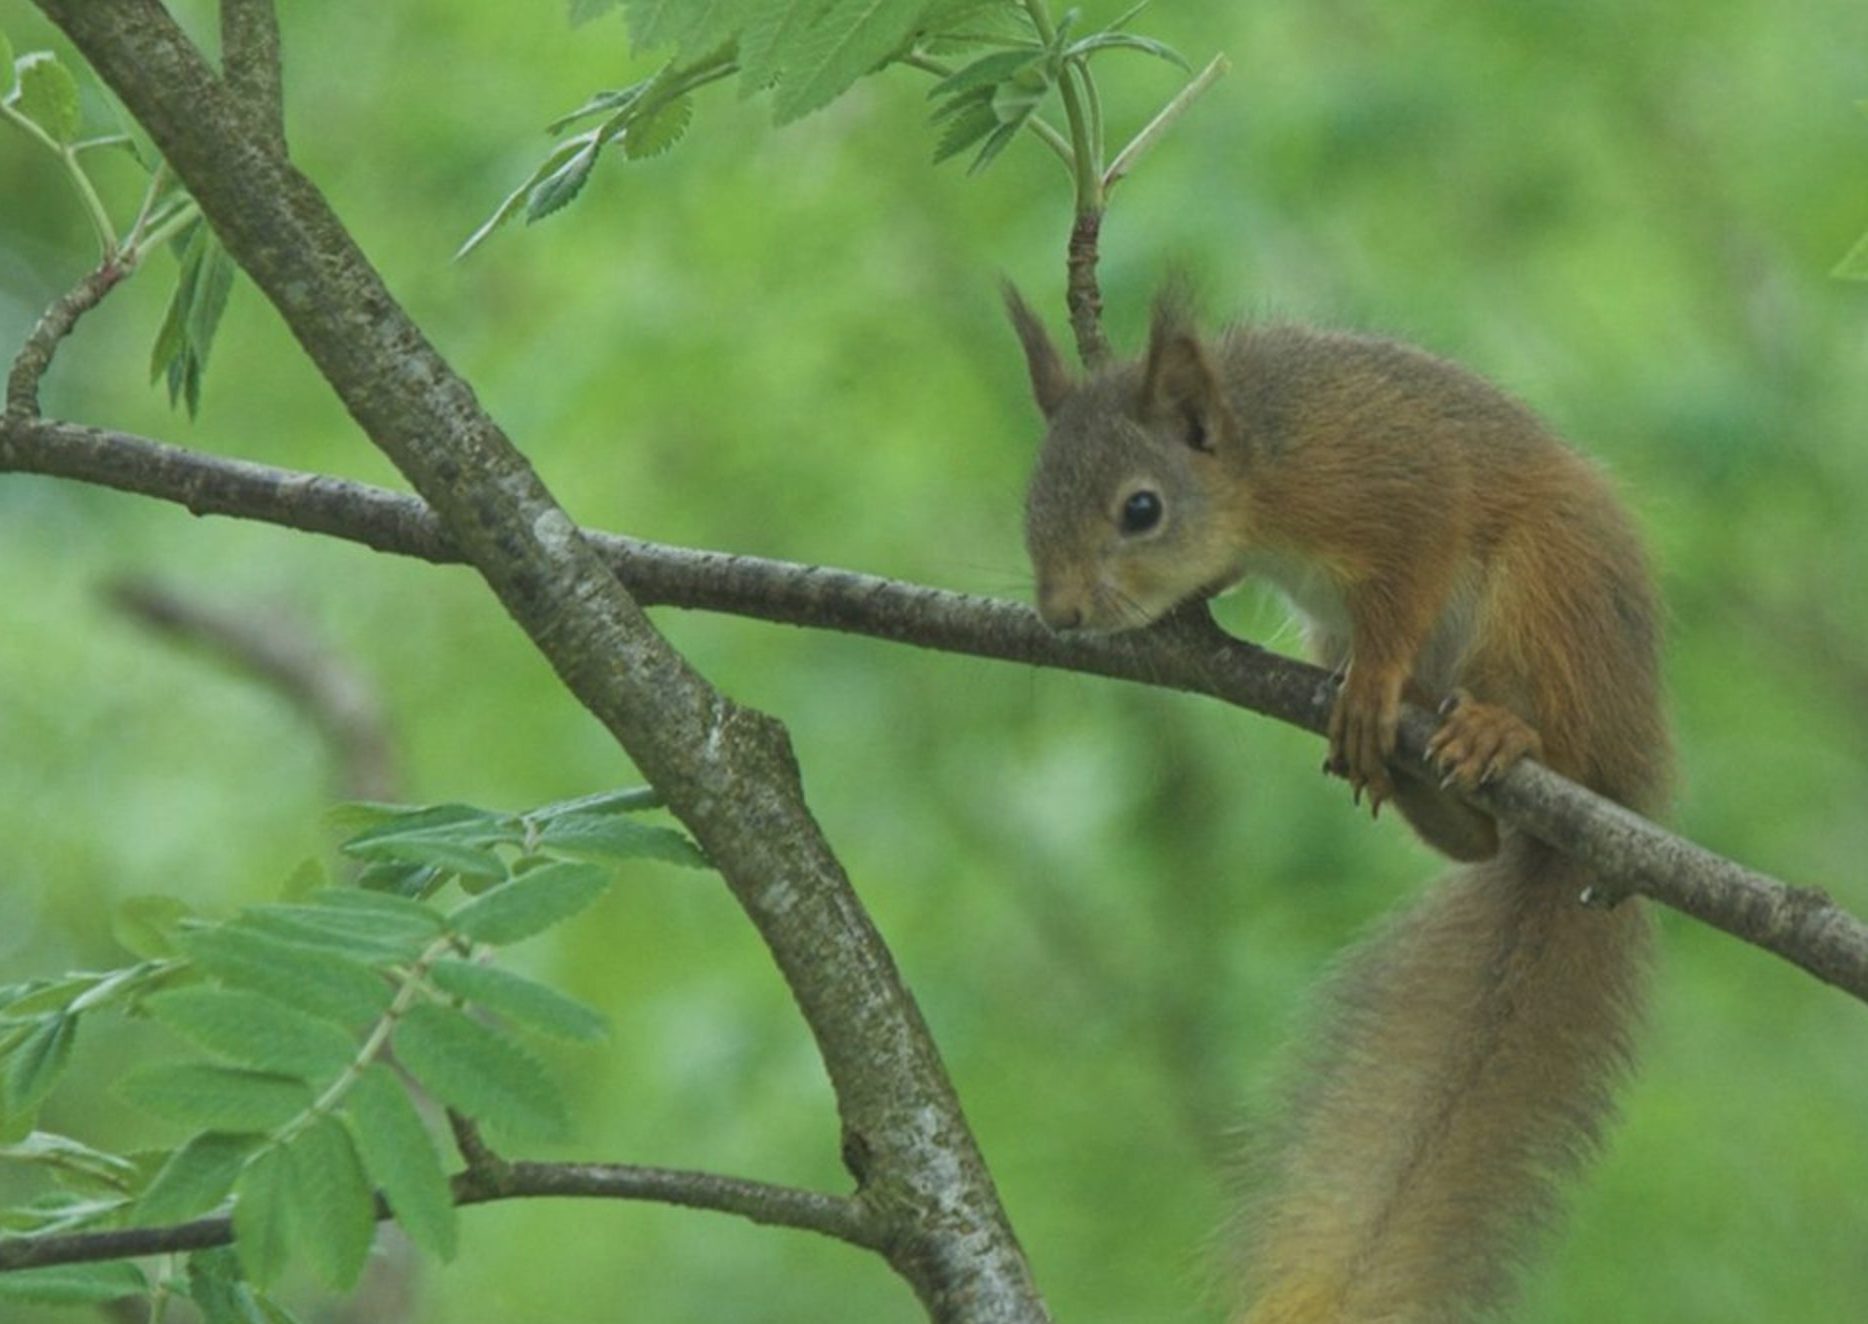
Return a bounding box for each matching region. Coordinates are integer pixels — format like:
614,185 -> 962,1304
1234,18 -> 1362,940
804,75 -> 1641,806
1142,294 -> 1227,453
1003,284 -> 1071,418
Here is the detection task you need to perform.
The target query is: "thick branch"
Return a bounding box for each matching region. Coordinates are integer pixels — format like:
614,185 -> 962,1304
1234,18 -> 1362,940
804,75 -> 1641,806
31,3 -> 1045,1318
1,415 -> 1862,1005
219,0 -> 285,145
0,1160 -> 879,1272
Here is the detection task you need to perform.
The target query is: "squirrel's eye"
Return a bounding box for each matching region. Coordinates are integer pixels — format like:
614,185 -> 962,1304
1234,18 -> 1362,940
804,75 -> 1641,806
1120,490 -> 1164,535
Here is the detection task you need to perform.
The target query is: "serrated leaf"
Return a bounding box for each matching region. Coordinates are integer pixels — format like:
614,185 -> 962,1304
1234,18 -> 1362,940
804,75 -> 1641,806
146,988 -> 357,1080
968,116 -> 1024,174
928,46 -> 1043,98
447,861 -> 610,946
772,0 -> 927,124
739,0 -> 822,92
336,802 -> 514,851
932,96 -> 999,163
0,1261 -> 146,1304
622,94 -> 693,159
526,784 -> 662,822
149,221 -> 236,418
115,894 -> 195,959
429,959 -> 608,1042
627,0 -> 750,57
355,859 -> 445,900
394,1003 -> 566,1140
242,896 -> 438,963
1835,228 -> 1868,281
569,0 -> 622,24
135,1132 -> 264,1226
232,1142 -> 291,1287
15,51 -> 81,144
287,1115 -> 376,1289
344,1064 -> 456,1261
117,1063 -> 312,1132
182,924 -> 393,1027
0,1131 -> 139,1193
548,82 -> 649,135
537,812 -> 707,869
526,138 -> 600,223
186,1247 -> 269,1324
346,835 -> 508,878
4,1014 -> 75,1115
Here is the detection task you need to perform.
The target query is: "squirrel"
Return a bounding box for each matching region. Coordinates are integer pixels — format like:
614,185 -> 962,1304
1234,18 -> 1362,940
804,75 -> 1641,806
1008,287 -> 1670,1323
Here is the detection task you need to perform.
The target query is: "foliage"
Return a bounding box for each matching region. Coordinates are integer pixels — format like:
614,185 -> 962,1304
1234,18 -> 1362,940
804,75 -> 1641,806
458,0 -> 1197,255
0,30 -> 224,416
0,787 -> 704,1315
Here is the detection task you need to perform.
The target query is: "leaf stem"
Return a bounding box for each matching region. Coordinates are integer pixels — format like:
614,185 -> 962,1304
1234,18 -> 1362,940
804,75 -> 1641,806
1102,52 -> 1229,195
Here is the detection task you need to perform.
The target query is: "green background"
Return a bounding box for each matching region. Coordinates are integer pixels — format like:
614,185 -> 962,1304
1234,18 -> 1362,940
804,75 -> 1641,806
2,1 -> 1866,1320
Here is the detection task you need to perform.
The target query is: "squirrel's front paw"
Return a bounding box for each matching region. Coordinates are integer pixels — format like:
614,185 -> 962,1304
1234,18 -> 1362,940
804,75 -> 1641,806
1325,663 -> 1403,814
1427,689 -> 1543,790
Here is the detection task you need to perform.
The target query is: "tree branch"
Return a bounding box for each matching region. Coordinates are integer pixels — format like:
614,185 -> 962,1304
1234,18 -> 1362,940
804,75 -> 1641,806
1,413 -> 1862,1005
105,576 -> 398,800
5,260 -> 128,418
30,3 -> 1047,1319
219,0 -> 285,145
0,1160 -> 880,1272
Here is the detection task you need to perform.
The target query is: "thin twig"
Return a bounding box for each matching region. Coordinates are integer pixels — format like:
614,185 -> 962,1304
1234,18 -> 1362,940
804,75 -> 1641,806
0,1159 -> 881,1272
0,414 -> 1861,1005
1102,55 -> 1229,195
4,262 -> 129,418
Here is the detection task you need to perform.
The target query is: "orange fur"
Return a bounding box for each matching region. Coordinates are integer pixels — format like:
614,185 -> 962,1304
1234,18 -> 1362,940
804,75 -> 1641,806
1015,299 -> 1669,1322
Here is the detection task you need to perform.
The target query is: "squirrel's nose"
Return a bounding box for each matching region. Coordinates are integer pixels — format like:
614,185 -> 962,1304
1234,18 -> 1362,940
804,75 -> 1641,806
1036,586 -> 1086,631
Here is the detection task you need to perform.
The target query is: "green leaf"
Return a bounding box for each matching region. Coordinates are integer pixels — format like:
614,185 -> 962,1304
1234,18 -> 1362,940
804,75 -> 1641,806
428,959 -> 608,1042
0,1261 -> 146,1305
1065,30 -> 1187,69
14,51 -> 81,144
186,1247 -> 270,1324
114,894 -> 196,959
286,1115 -> 377,1290
232,1142 -> 291,1287
4,1014 -> 76,1115
928,46 -> 1043,98
243,893 -> 440,963
0,1131 -> 139,1193
394,1003 -> 567,1140
148,221 -> 237,418
537,812 -> 707,869
0,1190 -> 129,1236
146,987 -> 358,1080
447,861 -> 610,946
622,94 -> 694,159
339,803 -> 518,871
1835,229 -> 1868,281
739,0 -> 820,92
2,972 -> 106,1018
344,1064 -> 457,1261
773,0 -> 926,124
526,784 -> 662,821
182,923 -> 392,1026
932,96 -> 999,164
117,1063 -> 313,1132
548,82 -> 649,135
135,1132 -> 264,1226
526,137 -> 600,223
626,0 -> 750,57
569,0 -> 623,24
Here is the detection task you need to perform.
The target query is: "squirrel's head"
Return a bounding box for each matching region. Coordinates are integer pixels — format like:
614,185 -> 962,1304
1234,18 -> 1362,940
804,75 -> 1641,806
1009,287 -> 1250,633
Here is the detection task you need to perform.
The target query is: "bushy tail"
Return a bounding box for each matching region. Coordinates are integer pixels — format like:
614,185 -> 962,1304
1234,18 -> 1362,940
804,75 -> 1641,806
1233,836 -> 1652,1323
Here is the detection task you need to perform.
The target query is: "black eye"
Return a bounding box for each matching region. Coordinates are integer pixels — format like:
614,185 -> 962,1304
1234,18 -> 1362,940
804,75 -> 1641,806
1120,489 -> 1163,535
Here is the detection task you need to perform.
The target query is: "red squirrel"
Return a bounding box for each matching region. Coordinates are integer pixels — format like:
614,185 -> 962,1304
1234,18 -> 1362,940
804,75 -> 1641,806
1011,289 -> 1668,1322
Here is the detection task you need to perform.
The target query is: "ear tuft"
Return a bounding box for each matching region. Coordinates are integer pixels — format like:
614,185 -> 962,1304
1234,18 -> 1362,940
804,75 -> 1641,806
1002,283 -> 1071,418
1142,286 -> 1227,452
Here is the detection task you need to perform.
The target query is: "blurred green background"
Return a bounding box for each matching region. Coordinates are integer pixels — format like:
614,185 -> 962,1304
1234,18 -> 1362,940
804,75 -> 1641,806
3,1 -> 1867,1320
